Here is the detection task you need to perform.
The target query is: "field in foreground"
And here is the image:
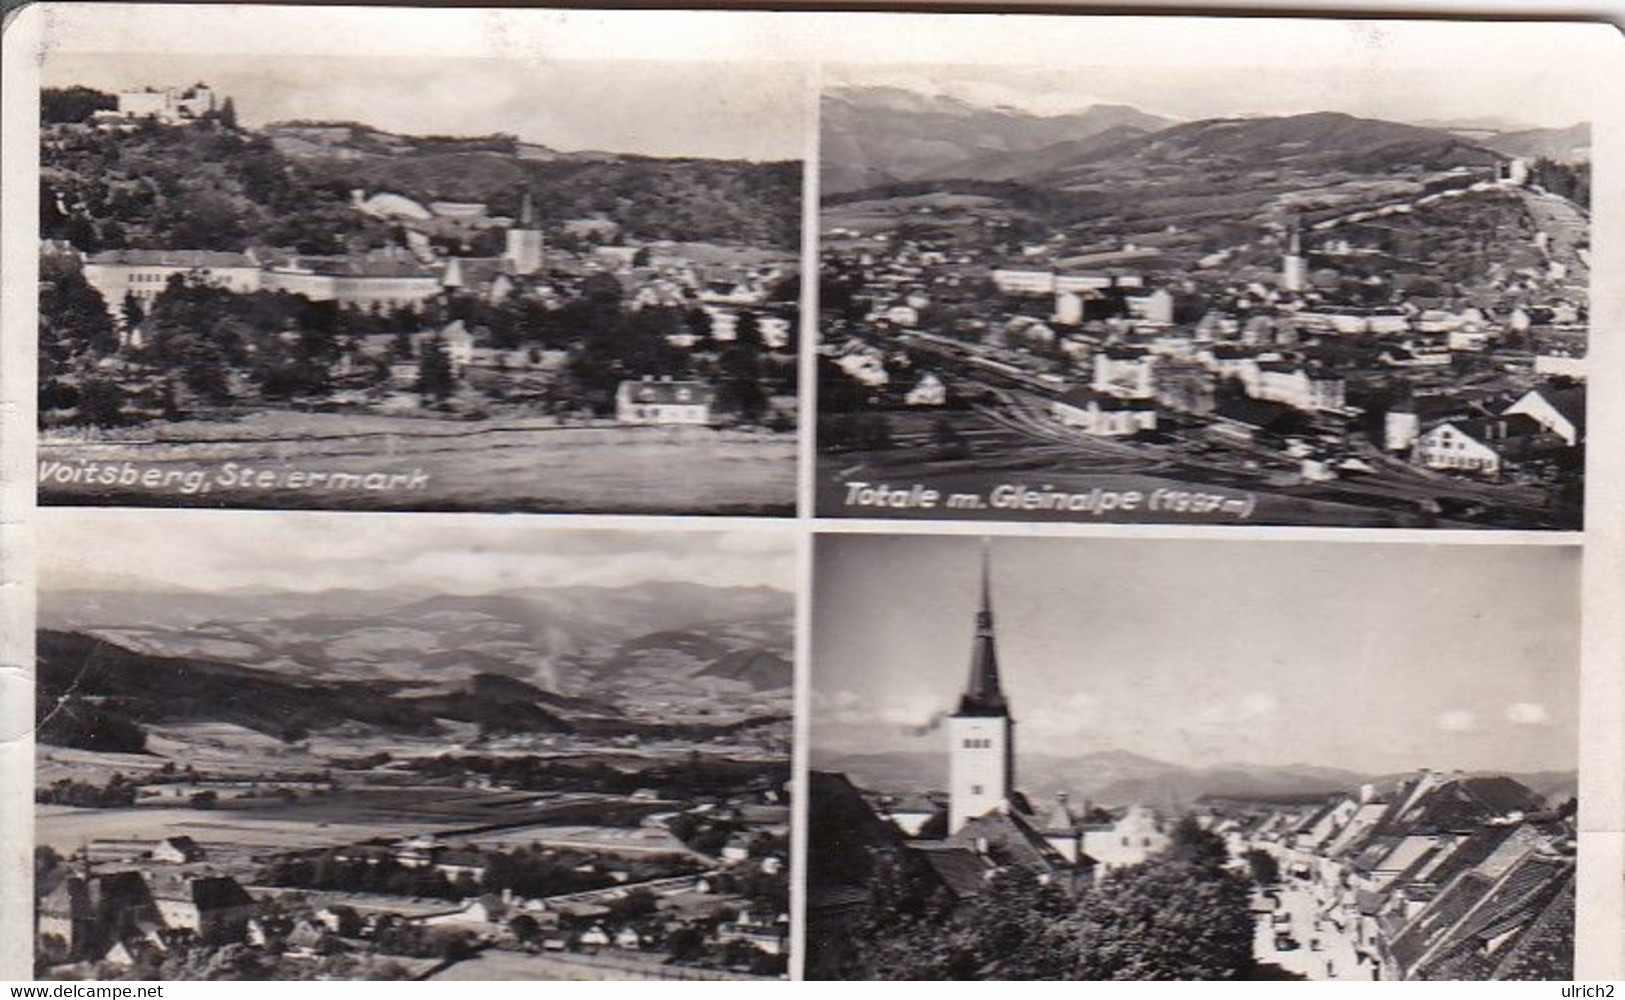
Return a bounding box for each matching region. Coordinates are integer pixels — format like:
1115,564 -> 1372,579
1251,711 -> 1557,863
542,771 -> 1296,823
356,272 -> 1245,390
38,413 -> 796,514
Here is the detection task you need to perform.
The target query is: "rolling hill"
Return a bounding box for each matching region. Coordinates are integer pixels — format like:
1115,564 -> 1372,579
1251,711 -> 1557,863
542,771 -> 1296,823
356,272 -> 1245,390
923,111 -> 1505,190
35,628 -> 788,750
1478,123 -> 1591,164
38,93 -> 802,253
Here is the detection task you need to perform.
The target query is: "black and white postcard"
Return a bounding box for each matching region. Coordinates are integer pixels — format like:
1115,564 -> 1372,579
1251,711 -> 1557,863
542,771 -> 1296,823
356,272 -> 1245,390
31,511 -> 793,980
4,3 -> 1624,987
817,44 -> 1593,528
34,49 -> 802,515
806,534 -> 1579,980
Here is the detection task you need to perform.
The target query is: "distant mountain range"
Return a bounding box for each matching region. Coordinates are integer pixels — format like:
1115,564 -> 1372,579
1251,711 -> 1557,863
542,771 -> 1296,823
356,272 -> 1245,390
821,86 -> 1175,193
812,746 -> 1576,808
822,86 -> 1590,194
35,628 -> 791,753
39,580 -> 794,701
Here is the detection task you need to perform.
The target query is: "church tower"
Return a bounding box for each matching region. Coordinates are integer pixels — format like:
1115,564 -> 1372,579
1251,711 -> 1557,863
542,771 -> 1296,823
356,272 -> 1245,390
947,542 -> 1015,834
1281,217 -> 1306,293
505,192 -> 545,276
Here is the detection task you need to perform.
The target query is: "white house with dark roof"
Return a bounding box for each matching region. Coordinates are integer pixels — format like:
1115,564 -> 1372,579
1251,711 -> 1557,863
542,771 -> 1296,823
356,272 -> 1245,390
615,376 -> 714,425
1504,386 -> 1585,446
1413,415 -> 1550,476
1413,420 -> 1510,475
1053,388 -> 1157,437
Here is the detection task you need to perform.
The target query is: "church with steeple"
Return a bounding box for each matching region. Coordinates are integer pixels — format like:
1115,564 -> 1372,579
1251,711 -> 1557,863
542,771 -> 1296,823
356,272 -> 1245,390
948,543 -> 1016,833
928,543 -> 1167,886
505,192 -> 546,276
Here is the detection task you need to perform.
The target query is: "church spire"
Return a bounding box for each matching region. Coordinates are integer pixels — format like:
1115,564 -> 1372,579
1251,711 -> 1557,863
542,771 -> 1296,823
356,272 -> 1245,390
958,539 -> 1008,717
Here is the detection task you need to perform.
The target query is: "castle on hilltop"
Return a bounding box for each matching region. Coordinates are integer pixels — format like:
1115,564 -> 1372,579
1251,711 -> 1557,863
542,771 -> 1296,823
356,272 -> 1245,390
102,83 -> 218,125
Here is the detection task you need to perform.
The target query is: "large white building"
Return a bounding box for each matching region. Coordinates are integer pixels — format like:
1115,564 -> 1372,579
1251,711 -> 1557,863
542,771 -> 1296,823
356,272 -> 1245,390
108,83 -> 216,124
83,249 -> 264,318
1081,805 -> 1171,873
614,376 -> 715,425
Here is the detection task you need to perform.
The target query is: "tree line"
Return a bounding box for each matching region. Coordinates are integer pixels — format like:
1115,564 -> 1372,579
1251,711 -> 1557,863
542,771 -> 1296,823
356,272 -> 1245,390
823,816 -> 1278,980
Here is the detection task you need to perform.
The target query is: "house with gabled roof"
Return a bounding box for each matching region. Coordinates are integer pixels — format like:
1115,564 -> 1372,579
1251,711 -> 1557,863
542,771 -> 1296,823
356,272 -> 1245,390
615,376 -> 714,426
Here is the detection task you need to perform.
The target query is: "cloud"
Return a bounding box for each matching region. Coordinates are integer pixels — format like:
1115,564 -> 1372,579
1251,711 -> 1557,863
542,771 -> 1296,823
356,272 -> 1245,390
1193,691 -> 1278,726
813,689 -> 948,734
1024,692 -> 1102,738
1237,692 -> 1279,719
1505,702 -> 1552,726
39,512 -> 795,594
1437,709 -> 1477,732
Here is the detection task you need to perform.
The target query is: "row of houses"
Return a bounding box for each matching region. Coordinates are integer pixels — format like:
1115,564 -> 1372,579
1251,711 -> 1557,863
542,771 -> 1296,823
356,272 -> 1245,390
38,870 -> 257,963
1402,384 -> 1584,476
1224,769 -> 1575,980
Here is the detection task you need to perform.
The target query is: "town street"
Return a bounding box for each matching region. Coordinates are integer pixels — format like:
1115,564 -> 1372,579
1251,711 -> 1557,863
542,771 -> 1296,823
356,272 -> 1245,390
1252,881 -> 1369,980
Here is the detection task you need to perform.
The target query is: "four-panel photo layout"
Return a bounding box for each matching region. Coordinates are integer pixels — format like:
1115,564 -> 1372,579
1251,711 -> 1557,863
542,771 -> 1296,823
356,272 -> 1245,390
19,5 -> 1608,983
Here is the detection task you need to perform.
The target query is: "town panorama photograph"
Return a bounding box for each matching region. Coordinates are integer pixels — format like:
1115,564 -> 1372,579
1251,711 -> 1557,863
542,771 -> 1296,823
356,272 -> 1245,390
816,52 -> 1590,529
806,534 -> 1579,980
37,54 -> 802,515
33,512 -> 794,980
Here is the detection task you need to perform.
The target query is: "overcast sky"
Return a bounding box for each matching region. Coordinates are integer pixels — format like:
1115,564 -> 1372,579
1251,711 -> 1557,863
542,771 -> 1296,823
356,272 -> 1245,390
42,53 -> 806,161
38,510 -> 796,596
822,17 -> 1601,128
812,534 -> 1578,775
30,7 -> 1605,153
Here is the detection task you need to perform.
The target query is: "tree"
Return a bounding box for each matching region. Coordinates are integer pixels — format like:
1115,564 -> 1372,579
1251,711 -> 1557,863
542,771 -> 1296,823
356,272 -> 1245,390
836,838 -> 1258,980
1067,858 -> 1257,980
607,888 -> 659,923
719,310 -> 767,424
509,914 -> 541,945
40,86 -> 117,124
218,96 -> 239,131
35,845 -> 63,885
1166,815 -> 1230,869
666,926 -> 706,963
181,341 -> 234,405
163,190 -> 248,251
1243,848 -> 1280,886
122,291 -> 146,333
75,378 -> 127,428
415,333 -> 455,402
38,257 -> 117,377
